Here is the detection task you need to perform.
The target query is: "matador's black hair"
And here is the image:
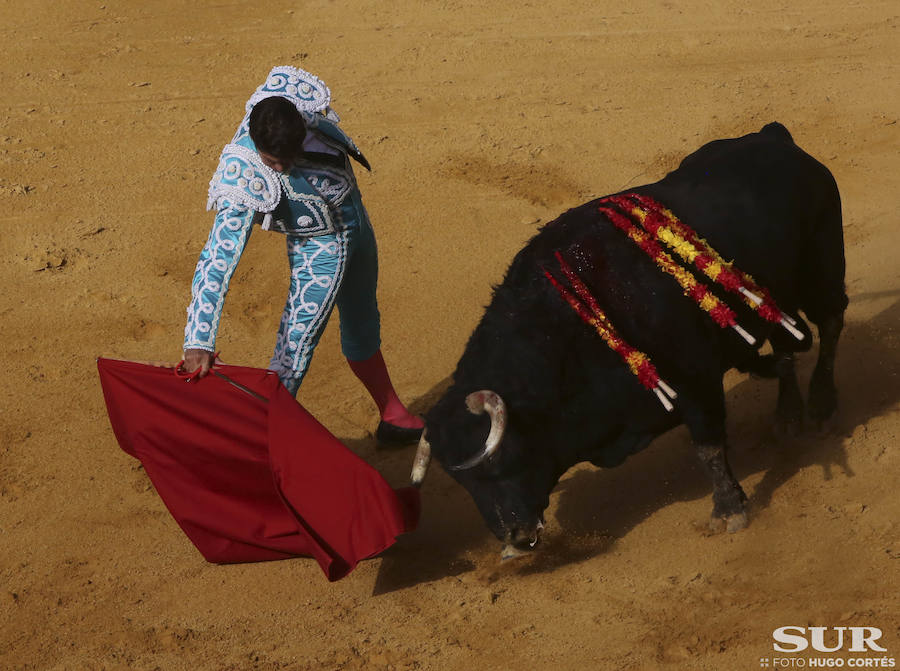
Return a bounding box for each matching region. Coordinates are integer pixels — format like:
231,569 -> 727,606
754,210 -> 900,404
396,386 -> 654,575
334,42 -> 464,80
248,96 -> 306,159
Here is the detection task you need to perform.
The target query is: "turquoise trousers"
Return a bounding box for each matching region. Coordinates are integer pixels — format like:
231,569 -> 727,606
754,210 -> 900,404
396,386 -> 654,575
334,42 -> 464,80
269,189 -> 381,395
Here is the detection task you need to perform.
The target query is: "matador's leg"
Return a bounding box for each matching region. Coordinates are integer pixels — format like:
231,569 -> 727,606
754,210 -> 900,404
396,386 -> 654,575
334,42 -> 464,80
269,231 -> 351,395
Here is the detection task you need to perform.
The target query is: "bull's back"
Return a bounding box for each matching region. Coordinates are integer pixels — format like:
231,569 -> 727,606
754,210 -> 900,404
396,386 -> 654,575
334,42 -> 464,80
636,122 -> 844,320
473,123 -> 845,404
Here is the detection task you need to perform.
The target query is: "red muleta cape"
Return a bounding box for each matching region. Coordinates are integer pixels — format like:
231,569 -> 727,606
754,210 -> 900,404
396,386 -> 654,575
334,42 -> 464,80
97,358 -> 419,581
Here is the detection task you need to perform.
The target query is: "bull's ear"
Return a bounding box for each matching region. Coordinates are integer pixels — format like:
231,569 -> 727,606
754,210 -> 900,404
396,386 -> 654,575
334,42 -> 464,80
450,391 -> 507,470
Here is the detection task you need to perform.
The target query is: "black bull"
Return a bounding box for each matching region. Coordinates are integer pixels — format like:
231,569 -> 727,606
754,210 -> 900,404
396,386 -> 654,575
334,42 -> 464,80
410,122 -> 847,557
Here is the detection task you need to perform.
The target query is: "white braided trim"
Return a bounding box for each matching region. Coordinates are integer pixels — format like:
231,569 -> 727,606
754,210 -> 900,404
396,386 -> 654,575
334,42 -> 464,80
207,143 -> 281,213
246,65 -> 332,114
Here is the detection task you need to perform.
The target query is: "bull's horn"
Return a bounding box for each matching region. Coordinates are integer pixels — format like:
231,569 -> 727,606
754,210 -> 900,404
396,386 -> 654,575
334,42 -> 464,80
450,390 -> 507,471
410,431 -> 431,487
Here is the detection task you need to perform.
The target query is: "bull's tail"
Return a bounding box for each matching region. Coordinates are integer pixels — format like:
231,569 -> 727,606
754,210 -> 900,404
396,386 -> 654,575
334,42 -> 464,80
760,122 -> 794,143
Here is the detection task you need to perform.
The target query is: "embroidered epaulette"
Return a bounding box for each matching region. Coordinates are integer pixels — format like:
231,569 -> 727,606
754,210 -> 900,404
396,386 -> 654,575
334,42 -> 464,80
246,65 -> 333,114
232,66 -> 340,143
207,144 -> 281,213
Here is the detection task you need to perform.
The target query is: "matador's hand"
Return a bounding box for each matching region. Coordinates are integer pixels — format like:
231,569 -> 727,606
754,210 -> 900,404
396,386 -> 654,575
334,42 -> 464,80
182,349 -> 216,379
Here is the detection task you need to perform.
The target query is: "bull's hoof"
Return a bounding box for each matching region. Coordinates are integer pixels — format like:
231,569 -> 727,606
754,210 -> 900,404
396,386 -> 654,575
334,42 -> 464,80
708,515 -> 725,534
709,511 -> 749,534
725,511 -> 749,533
501,543 -> 533,561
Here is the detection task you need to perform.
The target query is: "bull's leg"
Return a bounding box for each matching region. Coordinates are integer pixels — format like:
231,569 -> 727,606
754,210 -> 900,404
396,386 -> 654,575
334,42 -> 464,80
735,349 -> 804,429
696,444 -> 749,532
773,350 -> 804,435
808,313 -> 844,426
797,185 -> 846,428
683,388 -> 748,532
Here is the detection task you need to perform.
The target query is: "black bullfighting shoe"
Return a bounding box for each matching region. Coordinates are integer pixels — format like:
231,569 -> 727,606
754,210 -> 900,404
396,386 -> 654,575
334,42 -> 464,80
375,421 -> 424,447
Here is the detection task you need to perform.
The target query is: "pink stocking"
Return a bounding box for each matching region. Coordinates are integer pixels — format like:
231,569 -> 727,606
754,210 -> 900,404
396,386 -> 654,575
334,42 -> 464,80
347,350 -> 423,429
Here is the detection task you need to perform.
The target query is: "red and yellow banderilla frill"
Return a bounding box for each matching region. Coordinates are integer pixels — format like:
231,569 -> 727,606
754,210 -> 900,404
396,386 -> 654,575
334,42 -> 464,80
596,203 -> 758,346
543,251 -> 677,411
602,193 -> 803,341
542,193 -> 801,409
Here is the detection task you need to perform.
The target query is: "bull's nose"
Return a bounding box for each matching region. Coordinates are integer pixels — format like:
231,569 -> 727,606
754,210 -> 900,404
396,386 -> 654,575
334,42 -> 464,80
500,520 -> 544,560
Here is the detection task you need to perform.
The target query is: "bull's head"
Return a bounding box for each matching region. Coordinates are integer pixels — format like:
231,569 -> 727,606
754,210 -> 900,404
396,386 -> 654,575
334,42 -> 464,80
411,390 -> 550,560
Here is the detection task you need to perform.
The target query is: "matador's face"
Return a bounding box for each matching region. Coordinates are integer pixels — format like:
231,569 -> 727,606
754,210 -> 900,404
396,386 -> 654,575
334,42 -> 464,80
257,149 -> 293,174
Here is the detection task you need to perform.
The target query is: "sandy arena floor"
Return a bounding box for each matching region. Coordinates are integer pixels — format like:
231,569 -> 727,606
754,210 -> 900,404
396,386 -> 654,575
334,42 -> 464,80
1,1 -> 898,669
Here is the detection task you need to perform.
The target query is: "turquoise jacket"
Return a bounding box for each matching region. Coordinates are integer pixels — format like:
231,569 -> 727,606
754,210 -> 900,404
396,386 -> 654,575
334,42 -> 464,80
184,65 -> 370,352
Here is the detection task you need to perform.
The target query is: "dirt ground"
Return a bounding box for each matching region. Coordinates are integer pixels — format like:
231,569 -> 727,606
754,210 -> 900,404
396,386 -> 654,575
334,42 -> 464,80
1,0 -> 898,669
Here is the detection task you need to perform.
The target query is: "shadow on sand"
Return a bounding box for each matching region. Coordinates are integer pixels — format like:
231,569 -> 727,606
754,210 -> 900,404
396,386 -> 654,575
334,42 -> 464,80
369,293 -> 900,594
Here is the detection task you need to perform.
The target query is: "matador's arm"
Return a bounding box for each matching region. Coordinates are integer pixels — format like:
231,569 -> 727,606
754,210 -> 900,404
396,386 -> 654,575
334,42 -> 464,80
183,200 -> 255,353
